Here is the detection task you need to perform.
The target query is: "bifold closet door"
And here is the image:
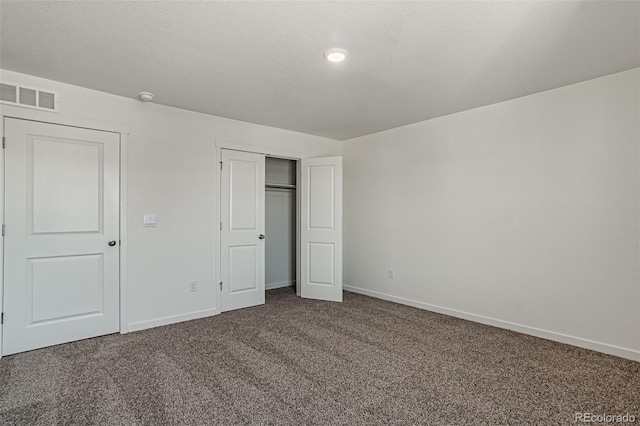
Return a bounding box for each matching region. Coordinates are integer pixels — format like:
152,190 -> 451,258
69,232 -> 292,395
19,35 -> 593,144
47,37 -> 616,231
220,149 -> 266,312
3,118 -> 120,355
300,156 -> 343,302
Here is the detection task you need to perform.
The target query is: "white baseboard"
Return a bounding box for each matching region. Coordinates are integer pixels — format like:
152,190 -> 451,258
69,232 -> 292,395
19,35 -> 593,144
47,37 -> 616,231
266,280 -> 295,290
344,285 -> 640,362
123,308 -> 219,333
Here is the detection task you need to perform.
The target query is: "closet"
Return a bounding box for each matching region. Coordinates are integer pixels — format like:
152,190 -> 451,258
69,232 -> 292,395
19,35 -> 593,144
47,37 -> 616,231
265,157 -> 297,291
219,147 -> 342,312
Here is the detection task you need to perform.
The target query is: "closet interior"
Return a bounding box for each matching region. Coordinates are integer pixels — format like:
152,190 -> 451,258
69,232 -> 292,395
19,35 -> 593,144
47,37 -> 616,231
265,157 -> 297,291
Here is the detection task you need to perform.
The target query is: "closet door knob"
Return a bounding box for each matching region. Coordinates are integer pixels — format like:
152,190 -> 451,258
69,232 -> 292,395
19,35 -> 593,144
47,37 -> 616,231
258,234 -> 265,240
108,240 -> 117,246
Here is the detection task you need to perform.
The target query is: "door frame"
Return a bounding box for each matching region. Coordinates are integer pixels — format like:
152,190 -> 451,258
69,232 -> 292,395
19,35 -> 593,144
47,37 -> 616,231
0,105 -> 130,358
215,140 -> 317,310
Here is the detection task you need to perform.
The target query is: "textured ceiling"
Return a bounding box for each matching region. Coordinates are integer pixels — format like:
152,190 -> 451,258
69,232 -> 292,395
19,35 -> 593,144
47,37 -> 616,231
1,1 -> 638,140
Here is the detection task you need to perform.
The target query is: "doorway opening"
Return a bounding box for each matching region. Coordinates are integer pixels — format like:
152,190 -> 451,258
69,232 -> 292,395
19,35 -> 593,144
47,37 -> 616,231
265,157 -> 297,293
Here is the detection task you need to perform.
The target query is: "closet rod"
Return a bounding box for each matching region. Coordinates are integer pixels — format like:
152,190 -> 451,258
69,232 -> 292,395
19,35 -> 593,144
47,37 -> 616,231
266,183 -> 296,190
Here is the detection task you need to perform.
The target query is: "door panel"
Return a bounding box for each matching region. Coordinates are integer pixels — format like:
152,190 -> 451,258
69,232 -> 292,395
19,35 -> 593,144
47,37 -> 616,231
220,150 -> 265,312
230,160 -> 258,230
301,157 -> 343,302
28,254 -> 104,323
309,165 -> 335,229
31,137 -> 103,234
3,118 -> 120,355
308,243 -> 335,285
229,245 -> 258,293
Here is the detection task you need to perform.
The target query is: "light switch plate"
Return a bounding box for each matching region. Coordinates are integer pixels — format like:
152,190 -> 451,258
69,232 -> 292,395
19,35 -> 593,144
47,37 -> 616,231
143,214 -> 157,227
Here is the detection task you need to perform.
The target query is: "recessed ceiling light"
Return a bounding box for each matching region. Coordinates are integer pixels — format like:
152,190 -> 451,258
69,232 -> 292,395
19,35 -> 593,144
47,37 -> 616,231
138,91 -> 155,102
324,48 -> 349,63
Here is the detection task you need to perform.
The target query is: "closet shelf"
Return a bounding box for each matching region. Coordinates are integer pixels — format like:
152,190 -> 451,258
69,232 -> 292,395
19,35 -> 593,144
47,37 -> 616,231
266,183 -> 296,190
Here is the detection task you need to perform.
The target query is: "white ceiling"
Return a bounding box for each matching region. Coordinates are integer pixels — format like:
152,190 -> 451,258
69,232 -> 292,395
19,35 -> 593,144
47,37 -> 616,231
1,1 -> 638,140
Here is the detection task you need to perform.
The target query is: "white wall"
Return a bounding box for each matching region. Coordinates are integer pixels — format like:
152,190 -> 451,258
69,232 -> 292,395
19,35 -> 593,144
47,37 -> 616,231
0,69 -> 340,332
343,68 -> 640,360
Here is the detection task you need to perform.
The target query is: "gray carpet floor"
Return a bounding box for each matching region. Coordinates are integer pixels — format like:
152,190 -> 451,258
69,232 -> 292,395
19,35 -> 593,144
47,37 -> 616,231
0,288 -> 638,425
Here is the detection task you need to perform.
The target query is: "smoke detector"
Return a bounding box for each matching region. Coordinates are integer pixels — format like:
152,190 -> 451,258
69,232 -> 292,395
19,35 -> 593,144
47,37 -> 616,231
138,91 -> 155,102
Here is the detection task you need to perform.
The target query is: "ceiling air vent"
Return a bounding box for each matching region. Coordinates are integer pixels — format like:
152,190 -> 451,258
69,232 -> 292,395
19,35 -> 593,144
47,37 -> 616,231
0,82 -> 58,112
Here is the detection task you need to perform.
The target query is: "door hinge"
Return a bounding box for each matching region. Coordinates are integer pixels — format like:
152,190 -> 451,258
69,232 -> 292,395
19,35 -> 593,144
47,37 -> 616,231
219,282 -> 223,291
220,161 -> 223,170
2,224 -> 4,237
2,137 -> 5,149
220,222 -> 222,231
1,313 -> 4,324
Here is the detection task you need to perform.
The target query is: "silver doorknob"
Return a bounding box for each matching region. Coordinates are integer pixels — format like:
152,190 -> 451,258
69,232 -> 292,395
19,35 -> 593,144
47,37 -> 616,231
258,234 -> 265,240
108,240 -> 117,246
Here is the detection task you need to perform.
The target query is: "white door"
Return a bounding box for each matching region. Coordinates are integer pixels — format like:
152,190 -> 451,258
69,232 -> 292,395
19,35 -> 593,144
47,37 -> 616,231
300,156 -> 343,302
3,118 -> 120,355
220,149 -> 265,312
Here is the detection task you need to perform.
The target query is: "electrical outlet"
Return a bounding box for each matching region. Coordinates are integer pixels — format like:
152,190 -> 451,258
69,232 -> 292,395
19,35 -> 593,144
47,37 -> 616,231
189,280 -> 198,292
388,268 -> 395,279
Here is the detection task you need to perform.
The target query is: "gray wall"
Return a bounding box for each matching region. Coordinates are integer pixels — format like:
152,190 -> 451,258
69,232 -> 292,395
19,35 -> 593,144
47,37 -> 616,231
265,158 -> 296,289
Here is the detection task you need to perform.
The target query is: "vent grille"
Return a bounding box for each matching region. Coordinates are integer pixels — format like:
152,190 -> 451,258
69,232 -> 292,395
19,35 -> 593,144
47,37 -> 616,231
19,87 -> 37,107
1,83 -> 17,103
0,82 -> 58,112
39,91 -> 56,110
